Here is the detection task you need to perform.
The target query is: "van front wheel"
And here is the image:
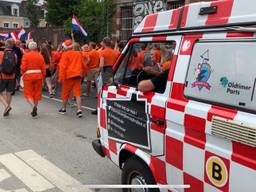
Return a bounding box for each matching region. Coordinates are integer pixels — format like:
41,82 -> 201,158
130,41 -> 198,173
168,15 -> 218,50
121,156 -> 159,192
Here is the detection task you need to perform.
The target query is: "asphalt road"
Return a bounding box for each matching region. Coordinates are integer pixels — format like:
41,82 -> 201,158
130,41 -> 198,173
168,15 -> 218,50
0,93 -> 121,192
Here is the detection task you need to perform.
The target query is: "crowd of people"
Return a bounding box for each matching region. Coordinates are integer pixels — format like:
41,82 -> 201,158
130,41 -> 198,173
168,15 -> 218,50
0,37 -> 124,118
0,36 -> 173,119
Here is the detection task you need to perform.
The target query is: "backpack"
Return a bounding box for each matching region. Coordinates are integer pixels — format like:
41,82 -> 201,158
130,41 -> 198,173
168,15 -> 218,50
0,50 -> 16,75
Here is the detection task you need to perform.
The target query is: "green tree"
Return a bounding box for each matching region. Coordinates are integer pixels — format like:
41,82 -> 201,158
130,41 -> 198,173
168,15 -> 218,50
45,0 -> 81,26
26,0 -> 40,27
75,0 -> 115,42
45,0 -> 114,42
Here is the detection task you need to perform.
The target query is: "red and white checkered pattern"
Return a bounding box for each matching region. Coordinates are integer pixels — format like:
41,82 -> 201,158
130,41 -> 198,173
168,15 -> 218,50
134,0 -> 256,35
97,1 -> 256,191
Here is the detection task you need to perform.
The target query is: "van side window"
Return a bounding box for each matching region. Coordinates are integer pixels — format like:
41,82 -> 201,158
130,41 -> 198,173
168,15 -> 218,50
114,41 -> 176,93
184,40 -> 256,112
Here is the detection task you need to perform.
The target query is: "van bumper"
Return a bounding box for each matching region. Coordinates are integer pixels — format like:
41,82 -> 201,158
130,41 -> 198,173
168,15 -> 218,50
92,139 -> 105,158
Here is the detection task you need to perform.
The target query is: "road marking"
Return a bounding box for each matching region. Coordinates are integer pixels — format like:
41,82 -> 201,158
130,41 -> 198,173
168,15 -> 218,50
42,95 -> 96,111
16,150 -> 91,192
0,169 -> 10,182
14,189 -> 29,192
0,154 -> 54,192
0,188 -> 29,192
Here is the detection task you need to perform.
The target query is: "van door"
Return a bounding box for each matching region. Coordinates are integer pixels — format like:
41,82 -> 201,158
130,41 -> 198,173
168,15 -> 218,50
166,34 -> 256,191
101,35 -> 181,156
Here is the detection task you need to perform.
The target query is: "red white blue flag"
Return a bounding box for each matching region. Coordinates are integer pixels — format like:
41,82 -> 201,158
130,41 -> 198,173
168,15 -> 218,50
0,32 -> 10,39
18,27 -> 27,41
71,15 -> 88,39
10,32 -> 18,41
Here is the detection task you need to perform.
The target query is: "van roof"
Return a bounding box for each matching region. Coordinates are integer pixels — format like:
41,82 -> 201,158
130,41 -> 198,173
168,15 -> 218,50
133,0 -> 256,35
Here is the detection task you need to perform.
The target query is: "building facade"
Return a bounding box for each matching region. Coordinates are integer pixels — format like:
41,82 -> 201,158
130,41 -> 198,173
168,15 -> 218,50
0,0 -> 46,30
0,0 -> 30,29
112,0 -> 210,42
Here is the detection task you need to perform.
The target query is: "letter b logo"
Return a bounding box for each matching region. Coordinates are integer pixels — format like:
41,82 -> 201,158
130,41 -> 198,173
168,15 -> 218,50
206,156 -> 228,187
212,162 -> 222,181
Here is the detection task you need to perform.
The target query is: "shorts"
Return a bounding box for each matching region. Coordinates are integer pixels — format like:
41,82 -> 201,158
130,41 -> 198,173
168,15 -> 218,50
0,78 -> 16,93
23,79 -> 43,101
102,67 -> 113,86
87,68 -> 99,81
46,69 -> 51,78
61,77 -> 81,101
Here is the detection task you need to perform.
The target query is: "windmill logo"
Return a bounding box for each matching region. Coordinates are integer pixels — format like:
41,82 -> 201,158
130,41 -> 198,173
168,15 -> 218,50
192,49 -> 212,91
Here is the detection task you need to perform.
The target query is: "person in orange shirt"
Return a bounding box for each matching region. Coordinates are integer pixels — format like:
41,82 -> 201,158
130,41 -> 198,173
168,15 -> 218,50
99,37 -> 119,86
0,39 -> 18,117
128,48 -> 144,72
82,44 -> 90,58
153,44 -> 161,65
138,43 -> 152,67
58,40 -> 86,118
85,42 -> 100,96
21,41 -> 46,117
160,49 -> 173,72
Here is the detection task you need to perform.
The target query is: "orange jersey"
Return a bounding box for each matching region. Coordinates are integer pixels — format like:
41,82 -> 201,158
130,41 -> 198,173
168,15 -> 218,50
51,51 -> 62,68
88,49 -> 100,69
82,51 -> 90,61
21,51 -> 46,80
128,55 -> 144,71
100,47 -> 119,67
59,50 -> 86,81
114,49 -> 121,57
153,49 -> 161,64
161,60 -> 172,71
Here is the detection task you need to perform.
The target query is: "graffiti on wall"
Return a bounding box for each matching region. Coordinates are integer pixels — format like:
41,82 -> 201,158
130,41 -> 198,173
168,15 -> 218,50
133,0 -> 167,29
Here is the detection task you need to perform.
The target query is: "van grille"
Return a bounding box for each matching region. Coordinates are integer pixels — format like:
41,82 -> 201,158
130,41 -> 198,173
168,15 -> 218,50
212,116 -> 256,147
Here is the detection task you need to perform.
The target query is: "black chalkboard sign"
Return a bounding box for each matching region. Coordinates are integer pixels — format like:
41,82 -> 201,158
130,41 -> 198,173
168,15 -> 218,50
106,95 -> 150,149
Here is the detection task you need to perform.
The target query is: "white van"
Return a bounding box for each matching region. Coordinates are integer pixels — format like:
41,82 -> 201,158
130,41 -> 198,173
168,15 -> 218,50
93,0 -> 256,191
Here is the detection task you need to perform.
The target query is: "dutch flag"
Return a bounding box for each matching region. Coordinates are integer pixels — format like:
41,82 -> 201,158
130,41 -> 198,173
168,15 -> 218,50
71,15 -> 88,39
0,32 -> 10,39
18,27 -> 27,41
10,32 -> 18,41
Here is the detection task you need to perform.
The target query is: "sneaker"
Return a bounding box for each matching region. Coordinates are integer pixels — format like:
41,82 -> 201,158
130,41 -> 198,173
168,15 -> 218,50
59,108 -> 66,114
91,110 -> 97,115
3,106 -> 12,117
76,110 -> 83,118
31,107 -> 37,117
82,93 -> 89,97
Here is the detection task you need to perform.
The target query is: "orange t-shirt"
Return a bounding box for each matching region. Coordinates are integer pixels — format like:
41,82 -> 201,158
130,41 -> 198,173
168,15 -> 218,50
21,51 -> 46,80
88,49 -> 100,69
82,51 -> 90,61
153,49 -> 161,64
51,51 -> 62,68
100,47 -> 119,67
161,60 -> 172,71
128,55 -> 144,71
